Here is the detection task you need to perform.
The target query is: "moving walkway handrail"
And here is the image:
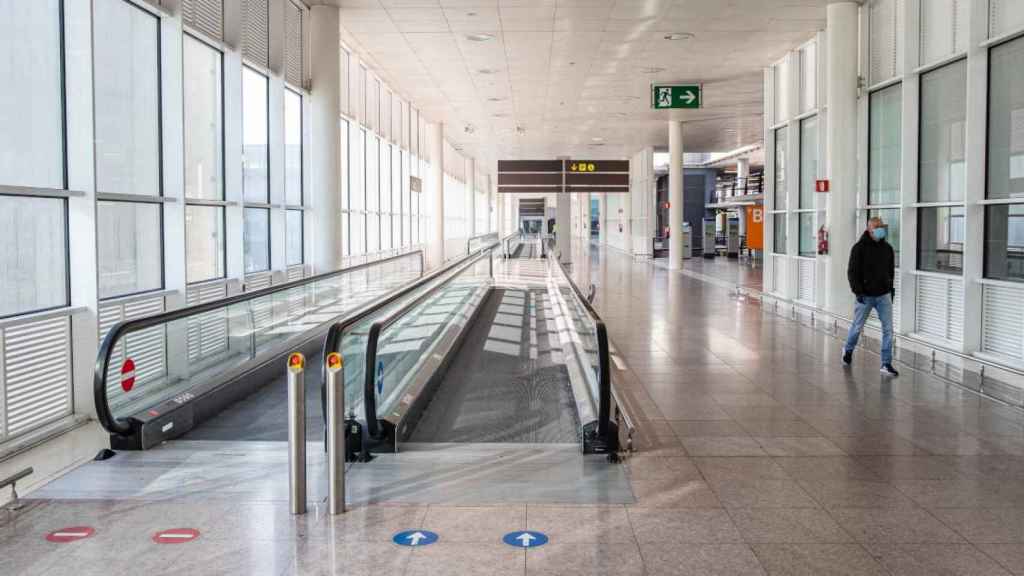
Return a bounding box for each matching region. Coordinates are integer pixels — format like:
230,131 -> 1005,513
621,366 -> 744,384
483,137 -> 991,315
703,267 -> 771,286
550,255 -> 614,447
321,243 -> 498,435
94,250 -> 424,436
361,247 -> 496,439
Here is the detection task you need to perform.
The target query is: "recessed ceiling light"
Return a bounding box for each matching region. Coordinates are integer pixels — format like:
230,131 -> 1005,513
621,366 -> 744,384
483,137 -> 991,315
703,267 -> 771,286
664,32 -> 694,41
466,11 -> 478,17
641,67 -> 665,74
477,68 -> 500,75
466,33 -> 494,42
492,113 -> 510,118
487,97 -> 505,102
591,137 -> 604,142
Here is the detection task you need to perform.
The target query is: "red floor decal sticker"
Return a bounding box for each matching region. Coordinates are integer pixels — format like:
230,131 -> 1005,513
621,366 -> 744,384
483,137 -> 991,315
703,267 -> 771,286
152,528 -> 200,544
45,526 -> 95,543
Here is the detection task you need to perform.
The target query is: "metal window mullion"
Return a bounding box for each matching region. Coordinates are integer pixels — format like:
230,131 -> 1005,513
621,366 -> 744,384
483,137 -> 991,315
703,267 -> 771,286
0,326 -> 6,440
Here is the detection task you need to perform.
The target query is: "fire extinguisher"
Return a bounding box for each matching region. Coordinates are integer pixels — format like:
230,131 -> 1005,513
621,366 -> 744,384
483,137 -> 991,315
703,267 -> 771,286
817,225 -> 829,255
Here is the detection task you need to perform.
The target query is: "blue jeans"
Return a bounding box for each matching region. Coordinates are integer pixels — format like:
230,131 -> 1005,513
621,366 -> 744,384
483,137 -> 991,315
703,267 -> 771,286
844,295 -> 894,366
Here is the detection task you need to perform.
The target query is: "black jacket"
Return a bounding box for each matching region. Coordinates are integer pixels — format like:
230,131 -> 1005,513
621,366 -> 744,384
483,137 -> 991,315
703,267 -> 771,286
847,231 -> 895,297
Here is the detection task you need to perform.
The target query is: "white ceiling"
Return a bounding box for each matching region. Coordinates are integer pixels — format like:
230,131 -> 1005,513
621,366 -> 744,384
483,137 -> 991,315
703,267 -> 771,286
311,0 -> 829,170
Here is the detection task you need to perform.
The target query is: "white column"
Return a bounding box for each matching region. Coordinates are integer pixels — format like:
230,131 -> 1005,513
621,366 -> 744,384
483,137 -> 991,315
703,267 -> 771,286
466,157 -> 476,237
428,122 -> 445,268
823,2 -> 859,315
556,194 -> 572,262
309,6 -> 341,274
668,121 -> 685,268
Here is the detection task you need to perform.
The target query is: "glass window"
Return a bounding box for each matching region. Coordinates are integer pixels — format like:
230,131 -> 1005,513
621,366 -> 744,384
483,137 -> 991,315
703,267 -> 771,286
183,36 -> 223,201
340,119 -> 349,210
798,213 -> 815,257
920,60 -> 967,203
0,0 -> 64,189
185,205 -> 224,283
367,135 -> 379,213
350,212 -> 365,255
0,196 -> 67,317
986,204 -> 1024,282
286,209 -> 303,265
988,37 -> 1024,200
97,201 -> 162,298
774,127 -> 788,210
773,213 -> 787,254
799,116 -> 817,209
242,67 -> 269,204
285,89 -> 302,206
94,0 -> 160,196
868,208 -> 901,268
243,208 -> 270,273
918,206 -> 964,274
351,127 -> 364,211
869,84 -> 902,205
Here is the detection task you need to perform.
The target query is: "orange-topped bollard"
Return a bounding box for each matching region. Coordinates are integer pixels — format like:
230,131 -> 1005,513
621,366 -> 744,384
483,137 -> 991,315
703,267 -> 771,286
287,351 -> 306,515
325,351 -> 346,515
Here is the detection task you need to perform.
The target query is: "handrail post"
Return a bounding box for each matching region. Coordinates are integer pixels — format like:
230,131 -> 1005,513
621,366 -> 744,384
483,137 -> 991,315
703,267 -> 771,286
287,352 -> 307,515
1,467 -> 32,511
325,352 -> 346,515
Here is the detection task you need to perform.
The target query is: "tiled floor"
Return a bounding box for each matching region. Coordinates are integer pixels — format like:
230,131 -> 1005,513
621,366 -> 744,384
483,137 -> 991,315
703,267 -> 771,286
4,241 -> 1024,575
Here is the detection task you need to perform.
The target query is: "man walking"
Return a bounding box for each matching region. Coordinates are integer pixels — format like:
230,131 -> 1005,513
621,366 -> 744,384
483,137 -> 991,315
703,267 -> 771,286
842,217 -> 899,376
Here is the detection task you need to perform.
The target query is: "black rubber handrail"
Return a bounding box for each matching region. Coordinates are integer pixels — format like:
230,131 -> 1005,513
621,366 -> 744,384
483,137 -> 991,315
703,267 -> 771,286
94,250 -> 424,436
551,254 -> 613,446
320,244 -> 498,433
361,249 -> 495,439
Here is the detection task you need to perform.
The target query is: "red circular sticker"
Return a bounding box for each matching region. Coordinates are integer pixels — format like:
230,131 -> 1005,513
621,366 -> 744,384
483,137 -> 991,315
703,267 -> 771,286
152,528 -> 200,544
46,526 -> 95,543
121,358 -> 136,392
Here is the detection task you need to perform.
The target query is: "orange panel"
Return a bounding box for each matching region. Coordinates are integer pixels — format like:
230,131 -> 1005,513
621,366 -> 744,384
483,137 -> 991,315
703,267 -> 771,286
745,206 -> 764,251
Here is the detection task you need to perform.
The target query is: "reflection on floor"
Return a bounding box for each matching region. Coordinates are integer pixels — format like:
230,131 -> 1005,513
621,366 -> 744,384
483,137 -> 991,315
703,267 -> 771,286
5,241 -> 1024,575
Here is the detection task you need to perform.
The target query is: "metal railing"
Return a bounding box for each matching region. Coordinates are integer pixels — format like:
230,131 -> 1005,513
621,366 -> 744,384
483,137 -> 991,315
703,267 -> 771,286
94,250 -> 425,437
467,232 -> 500,255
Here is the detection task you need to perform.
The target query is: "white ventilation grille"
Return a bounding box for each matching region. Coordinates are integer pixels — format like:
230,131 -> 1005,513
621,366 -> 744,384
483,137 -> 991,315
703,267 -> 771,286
869,0 -> 902,85
286,265 -> 305,282
284,0 -> 303,88
915,274 -> 964,346
182,0 -> 223,41
797,259 -> 815,303
242,0 -> 269,69
982,283 -> 1024,363
186,281 -> 229,363
245,272 -> 274,333
990,0 -> 1024,38
2,315 -> 72,438
98,295 -> 167,406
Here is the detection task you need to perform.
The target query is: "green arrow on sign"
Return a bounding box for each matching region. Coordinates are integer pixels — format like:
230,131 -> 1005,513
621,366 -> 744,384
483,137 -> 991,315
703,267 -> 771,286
652,85 -> 702,109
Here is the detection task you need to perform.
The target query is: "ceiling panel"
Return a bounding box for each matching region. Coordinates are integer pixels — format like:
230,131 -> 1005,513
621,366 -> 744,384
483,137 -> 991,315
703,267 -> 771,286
317,0 -> 827,169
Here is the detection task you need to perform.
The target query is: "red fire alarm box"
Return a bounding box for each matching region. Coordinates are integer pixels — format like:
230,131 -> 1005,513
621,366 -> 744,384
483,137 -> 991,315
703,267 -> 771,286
815,179 -> 830,193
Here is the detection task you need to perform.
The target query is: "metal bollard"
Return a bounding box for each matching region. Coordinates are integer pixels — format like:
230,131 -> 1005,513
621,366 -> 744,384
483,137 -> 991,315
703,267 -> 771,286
325,352 -> 346,515
287,352 -> 307,515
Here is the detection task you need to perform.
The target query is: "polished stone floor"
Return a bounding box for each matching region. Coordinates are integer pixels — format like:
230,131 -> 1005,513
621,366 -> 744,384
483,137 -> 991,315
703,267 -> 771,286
4,241 -> 1024,575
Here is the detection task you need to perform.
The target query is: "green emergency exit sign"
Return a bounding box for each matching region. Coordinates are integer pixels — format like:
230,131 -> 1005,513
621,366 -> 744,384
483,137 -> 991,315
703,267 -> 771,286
652,84 -> 702,109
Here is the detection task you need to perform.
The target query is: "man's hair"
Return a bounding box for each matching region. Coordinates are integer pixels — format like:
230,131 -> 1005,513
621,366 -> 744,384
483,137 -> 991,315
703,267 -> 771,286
867,216 -> 884,227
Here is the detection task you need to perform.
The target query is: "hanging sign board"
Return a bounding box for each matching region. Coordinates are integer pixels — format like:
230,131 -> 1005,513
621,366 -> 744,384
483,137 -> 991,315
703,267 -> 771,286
652,84 -> 702,109
410,176 -> 422,193
497,160 -> 629,194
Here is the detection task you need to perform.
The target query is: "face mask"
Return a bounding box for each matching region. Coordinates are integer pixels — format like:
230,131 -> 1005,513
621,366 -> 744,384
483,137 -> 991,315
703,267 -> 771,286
871,227 -> 887,241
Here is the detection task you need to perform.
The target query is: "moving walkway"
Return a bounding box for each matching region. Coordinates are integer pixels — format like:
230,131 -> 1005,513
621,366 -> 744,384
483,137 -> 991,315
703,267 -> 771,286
322,241 -> 621,460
